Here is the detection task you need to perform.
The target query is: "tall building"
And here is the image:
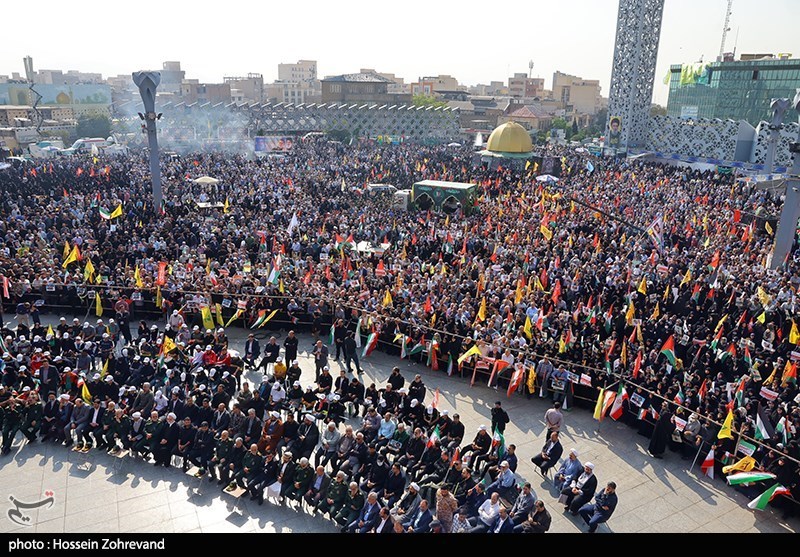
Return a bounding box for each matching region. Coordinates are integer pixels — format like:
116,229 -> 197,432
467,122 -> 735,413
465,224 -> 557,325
321,72 -> 411,104
666,54 -> 800,125
278,60 -> 317,82
508,73 -> 544,99
551,71 -> 602,115
160,61 -> 185,93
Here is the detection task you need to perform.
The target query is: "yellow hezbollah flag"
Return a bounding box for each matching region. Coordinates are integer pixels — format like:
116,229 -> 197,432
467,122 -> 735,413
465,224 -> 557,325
382,290 -> 393,307
225,309 -> 243,328
95,291 -> 103,317
62,244 -> 80,268
540,224 -> 553,241
650,302 -> 660,321
679,268 -> 691,287
717,409 -> 734,440
526,366 -> 536,394
457,344 -> 482,365
134,266 -> 144,288
722,455 -> 756,475
84,259 -> 95,282
215,303 -> 225,327
161,335 -> 177,355
81,382 -> 93,403
101,358 -> 109,378
790,320 -> 800,344
63,240 -> 71,260
637,277 -> 647,295
47,325 -> 55,338
476,297 -> 487,322
625,301 -> 635,325
109,204 -> 123,219
258,309 -> 279,328
765,221 -> 773,235
523,316 -> 533,339
201,306 -> 215,331
155,285 -> 163,309
593,388 -> 606,420
756,286 -> 771,307
223,197 -> 230,214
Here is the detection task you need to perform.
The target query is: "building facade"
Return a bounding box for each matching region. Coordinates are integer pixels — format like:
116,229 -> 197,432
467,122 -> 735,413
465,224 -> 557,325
508,73 -> 544,99
552,71 -> 602,115
666,55 -> 800,125
321,73 -> 412,104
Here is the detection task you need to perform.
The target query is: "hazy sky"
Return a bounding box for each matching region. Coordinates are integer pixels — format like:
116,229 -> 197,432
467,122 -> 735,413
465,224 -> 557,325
3,0 -> 799,105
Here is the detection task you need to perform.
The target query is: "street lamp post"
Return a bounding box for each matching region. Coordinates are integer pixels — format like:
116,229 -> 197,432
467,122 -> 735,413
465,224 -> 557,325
132,71 -> 163,211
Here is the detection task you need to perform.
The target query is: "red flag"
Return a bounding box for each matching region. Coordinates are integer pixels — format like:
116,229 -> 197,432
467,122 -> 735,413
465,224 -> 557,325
76,167 -> 83,176
507,365 -> 526,397
432,388 -> 440,409
424,296 -> 432,314
540,268 -> 548,289
375,260 -> 386,277
733,210 -> 741,223
551,280 -> 561,304
698,379 -> 708,401
632,350 -> 643,379
157,261 -> 167,285
461,237 -> 467,255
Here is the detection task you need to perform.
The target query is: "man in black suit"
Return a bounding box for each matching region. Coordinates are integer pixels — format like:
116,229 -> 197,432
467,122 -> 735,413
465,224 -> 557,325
210,403 -> 231,437
241,408 -> 262,447
154,412 -> 180,467
530,431 -> 563,475
243,334 -> 261,371
164,389 -> 185,420
561,462 -> 598,515
82,398 -> 106,449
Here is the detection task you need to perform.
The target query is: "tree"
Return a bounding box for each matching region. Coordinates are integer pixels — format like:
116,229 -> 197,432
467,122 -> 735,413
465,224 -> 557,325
76,113 -> 111,139
412,94 -> 448,109
572,119 -> 579,136
650,104 -> 667,116
551,117 -> 569,130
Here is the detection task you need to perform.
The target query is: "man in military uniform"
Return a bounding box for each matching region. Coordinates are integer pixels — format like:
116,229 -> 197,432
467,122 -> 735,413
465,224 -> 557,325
335,481 -> 366,527
208,430 -> 234,483
237,443 -> 264,490
314,470 -> 348,517
106,408 -> 130,454
20,392 -> 43,444
134,410 -> 163,459
1,398 -> 23,455
187,421 -> 214,476
285,456 -> 314,501
247,451 -> 279,505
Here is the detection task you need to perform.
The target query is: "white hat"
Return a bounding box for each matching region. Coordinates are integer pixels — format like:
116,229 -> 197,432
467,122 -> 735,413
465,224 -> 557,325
205,345 -> 212,351
167,412 -> 177,420
410,399 -> 419,407
569,448 -> 579,456
22,386 -> 31,392
479,425 -> 487,431
143,358 -> 150,364
410,482 -> 420,491
172,310 -> 178,315
199,384 -> 207,391
217,328 -> 224,333
132,412 -> 142,419
293,381 -> 301,387
332,394 -> 340,401
193,325 -> 200,331
270,411 -> 280,419
93,373 -> 100,380
102,333 -> 109,338
500,461 -> 509,468
97,319 -> 103,324
19,365 -> 27,371
60,394 -> 70,400
323,365 -> 330,371
426,406 -> 433,414
441,410 -> 449,415
292,360 -> 299,365
585,462 -> 595,470
105,376 -> 114,382
172,386 -> 180,393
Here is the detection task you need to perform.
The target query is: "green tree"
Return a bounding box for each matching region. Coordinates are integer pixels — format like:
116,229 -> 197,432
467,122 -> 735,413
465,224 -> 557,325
76,113 -> 111,138
551,117 -> 569,130
650,104 -> 667,116
412,94 -> 448,109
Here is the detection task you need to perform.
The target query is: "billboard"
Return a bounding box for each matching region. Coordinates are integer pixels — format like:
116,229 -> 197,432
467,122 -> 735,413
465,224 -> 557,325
608,115 -> 622,147
254,136 -> 294,153
0,84 -> 111,107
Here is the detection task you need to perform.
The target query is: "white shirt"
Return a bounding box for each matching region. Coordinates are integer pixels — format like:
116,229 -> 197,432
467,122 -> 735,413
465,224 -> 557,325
478,499 -> 500,526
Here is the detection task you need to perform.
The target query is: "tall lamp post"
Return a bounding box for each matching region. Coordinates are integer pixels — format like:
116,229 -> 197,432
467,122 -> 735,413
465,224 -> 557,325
132,71 -> 163,211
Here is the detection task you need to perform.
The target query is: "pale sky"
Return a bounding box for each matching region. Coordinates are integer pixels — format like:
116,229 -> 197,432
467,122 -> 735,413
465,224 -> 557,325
3,0 -> 799,106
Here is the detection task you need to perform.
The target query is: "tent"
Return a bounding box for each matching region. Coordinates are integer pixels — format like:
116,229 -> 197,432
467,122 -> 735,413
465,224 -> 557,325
192,176 -> 220,185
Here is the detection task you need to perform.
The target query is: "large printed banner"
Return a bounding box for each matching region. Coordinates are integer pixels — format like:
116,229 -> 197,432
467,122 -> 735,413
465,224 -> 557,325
254,136 -> 294,153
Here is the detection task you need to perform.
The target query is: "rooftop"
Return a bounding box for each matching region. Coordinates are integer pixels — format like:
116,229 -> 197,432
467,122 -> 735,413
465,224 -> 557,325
322,72 -> 394,84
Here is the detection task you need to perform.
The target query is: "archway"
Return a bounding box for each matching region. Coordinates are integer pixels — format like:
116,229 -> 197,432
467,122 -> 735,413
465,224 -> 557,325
414,192 -> 434,211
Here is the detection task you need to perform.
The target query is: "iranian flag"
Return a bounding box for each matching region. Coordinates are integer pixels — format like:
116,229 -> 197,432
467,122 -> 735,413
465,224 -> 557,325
98,207 -> 112,220
491,428 -> 506,460
660,336 -> 676,366
733,377 -> 746,408
673,385 -> 685,405
362,332 -> 378,358
608,383 -> 628,420
701,448 -> 715,479
427,425 -> 440,448
747,483 -> 790,511
726,471 -> 777,486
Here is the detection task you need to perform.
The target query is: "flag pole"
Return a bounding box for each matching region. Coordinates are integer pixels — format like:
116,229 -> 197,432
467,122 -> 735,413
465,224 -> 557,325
689,441 -> 704,472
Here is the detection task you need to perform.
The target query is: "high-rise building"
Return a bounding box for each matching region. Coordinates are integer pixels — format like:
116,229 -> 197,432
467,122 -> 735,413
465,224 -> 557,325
508,73 -> 544,99
666,54 -> 800,125
551,71 -> 602,115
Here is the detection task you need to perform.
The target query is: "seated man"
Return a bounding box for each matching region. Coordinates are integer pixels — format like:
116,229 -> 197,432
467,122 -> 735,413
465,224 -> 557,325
578,482 -> 617,533
530,431 -> 563,475
484,460 -> 517,502
553,448 -> 582,491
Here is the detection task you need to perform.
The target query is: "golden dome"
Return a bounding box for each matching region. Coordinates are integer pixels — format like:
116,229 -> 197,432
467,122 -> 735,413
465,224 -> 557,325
486,121 -> 533,153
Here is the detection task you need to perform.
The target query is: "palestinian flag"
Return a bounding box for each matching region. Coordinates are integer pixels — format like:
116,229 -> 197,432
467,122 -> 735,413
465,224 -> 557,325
783,361 -> 797,385
733,377 -> 746,408
362,332 -> 378,358
632,350 -> 643,379
0,335 -> 9,354
398,335 -> 409,359
748,484 -> 790,511
743,346 -> 752,370
710,327 -> 723,351
775,416 -> 789,444
267,255 -> 281,285
491,428 -> 506,460
251,309 -> 268,329
608,383 -> 628,420
726,471 -> 777,486
604,305 -> 614,334
718,343 -> 736,362
427,425 -> 440,448
754,404 -> 775,441
99,207 -> 112,220
407,338 -> 425,357
701,448 -> 715,479
660,335 -> 676,366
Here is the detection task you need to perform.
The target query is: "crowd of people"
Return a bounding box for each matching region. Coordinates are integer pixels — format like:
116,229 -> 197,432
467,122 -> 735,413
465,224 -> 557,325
1,135 -> 799,527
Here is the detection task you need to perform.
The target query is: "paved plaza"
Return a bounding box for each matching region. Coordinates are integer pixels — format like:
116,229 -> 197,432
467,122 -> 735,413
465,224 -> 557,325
0,318 -> 797,534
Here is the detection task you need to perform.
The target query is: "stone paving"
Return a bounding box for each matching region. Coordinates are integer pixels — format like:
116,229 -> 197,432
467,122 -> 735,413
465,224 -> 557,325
0,317 -> 797,534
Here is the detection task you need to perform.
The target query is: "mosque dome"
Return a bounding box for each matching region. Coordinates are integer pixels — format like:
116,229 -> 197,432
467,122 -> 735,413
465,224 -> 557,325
486,121 -> 533,154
